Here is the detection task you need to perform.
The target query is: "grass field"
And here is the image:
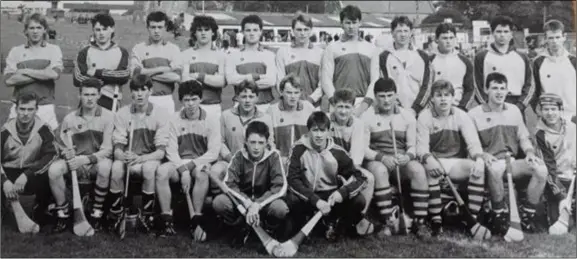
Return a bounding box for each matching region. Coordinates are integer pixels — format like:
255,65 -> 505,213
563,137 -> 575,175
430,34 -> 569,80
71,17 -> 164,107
1,15 -> 576,258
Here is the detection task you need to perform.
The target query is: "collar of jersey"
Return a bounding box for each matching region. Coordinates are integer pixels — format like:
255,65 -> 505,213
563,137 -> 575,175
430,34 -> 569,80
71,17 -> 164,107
192,42 -> 217,51
232,105 -> 262,118
76,106 -> 103,117
146,39 -> 167,46
24,40 -> 47,48
536,118 -> 567,134
481,103 -> 509,112
180,107 -> 206,120
130,102 -> 154,115
489,43 -> 516,55
291,41 -> 315,49
278,97 -> 304,111
431,106 -> 454,118
240,43 -> 265,52
375,104 -> 401,115
90,41 -> 117,51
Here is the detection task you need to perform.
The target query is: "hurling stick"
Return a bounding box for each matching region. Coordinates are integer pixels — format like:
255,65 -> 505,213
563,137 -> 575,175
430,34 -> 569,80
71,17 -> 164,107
549,171 -> 576,235
1,139 -> 39,234
390,121 -> 408,235
110,85 -> 120,112
118,120 -> 134,239
207,173 -> 280,255
504,153 -> 524,242
273,211 -> 324,257
64,129 -> 94,237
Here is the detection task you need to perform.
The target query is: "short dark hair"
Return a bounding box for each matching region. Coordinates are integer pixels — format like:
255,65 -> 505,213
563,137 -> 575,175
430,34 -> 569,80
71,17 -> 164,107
15,92 -> 39,108
91,13 -> 115,39
146,11 -> 169,28
279,74 -> 302,92
178,80 -> 203,101
435,23 -> 457,38
241,15 -> 263,30
245,120 -> 270,141
307,111 -> 331,130
543,19 -> 565,33
485,72 -> 508,89
129,74 -> 153,91
430,80 -> 455,97
374,78 -> 397,94
190,15 -> 219,42
292,12 -> 313,29
339,5 -> 362,23
333,89 -> 355,105
235,80 -> 259,96
490,16 -> 515,32
80,78 -> 103,92
391,16 -> 413,31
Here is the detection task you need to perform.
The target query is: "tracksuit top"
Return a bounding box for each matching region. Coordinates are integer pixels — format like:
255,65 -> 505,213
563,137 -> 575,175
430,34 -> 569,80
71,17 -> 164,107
287,135 -> 367,207
275,43 -> 324,103
416,107 -> 483,160
130,40 -> 182,96
362,106 -> 417,159
74,42 -> 131,100
329,114 -> 367,166
468,103 -> 534,159
181,44 -> 227,104
430,51 -> 476,110
321,36 -> 379,102
533,50 -> 577,115
56,106 -> 114,163
534,119 -> 576,179
474,44 -> 535,111
219,106 -> 274,160
112,103 -> 169,155
1,117 -> 57,184
266,99 -> 315,158
225,148 -> 286,207
225,44 -> 277,105
165,108 -> 221,175
3,41 -> 63,105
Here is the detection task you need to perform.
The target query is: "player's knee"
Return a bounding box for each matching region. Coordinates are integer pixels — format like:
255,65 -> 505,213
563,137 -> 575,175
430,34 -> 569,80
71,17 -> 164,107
487,163 -> 504,180
155,163 -> 172,182
48,159 -> 67,180
533,164 -> 548,181
406,161 -> 427,183
212,194 -> 232,214
142,161 -> 160,181
268,199 -> 289,219
193,168 -> 209,185
110,160 -> 125,180
96,159 -> 112,179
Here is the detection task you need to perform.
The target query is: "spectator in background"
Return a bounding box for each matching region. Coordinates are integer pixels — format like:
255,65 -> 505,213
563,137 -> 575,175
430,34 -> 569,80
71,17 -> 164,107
364,34 -> 373,43
236,30 -> 244,47
333,34 -> 340,41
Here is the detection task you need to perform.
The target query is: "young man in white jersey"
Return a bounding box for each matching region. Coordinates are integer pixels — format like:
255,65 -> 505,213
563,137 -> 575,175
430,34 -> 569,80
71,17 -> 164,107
130,11 -> 181,114
181,15 -> 226,118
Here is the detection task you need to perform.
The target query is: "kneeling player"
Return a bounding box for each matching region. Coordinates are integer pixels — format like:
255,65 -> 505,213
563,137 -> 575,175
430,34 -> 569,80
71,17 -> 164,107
329,89 -> 375,235
533,93 -> 576,234
108,75 -> 169,235
212,121 -> 289,243
416,80 -> 486,235
48,79 -> 114,232
156,80 -> 220,239
468,72 -> 548,235
286,112 -> 367,242
362,78 -> 431,238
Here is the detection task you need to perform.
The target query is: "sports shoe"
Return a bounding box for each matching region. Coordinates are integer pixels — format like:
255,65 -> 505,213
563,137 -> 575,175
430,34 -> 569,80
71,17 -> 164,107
324,219 -> 340,242
51,209 -> 69,234
488,210 -> 509,236
431,221 -> 443,237
89,209 -> 104,231
157,214 -> 176,237
138,211 -> 155,234
519,205 -> 538,233
411,218 -> 432,239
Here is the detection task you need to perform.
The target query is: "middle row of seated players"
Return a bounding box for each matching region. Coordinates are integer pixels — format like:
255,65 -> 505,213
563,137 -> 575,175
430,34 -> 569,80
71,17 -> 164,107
48,70 -> 550,242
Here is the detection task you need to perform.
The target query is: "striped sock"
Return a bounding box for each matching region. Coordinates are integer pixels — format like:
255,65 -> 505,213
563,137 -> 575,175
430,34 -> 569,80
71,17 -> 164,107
55,202 -> 70,218
428,183 -> 442,224
411,189 -> 429,219
467,182 -> 485,219
92,184 -> 108,216
109,190 -> 123,215
374,187 -> 394,222
141,191 -> 155,215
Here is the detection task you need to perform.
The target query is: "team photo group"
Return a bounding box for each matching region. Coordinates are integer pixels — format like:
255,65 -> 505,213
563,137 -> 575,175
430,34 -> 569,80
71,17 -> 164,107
1,3 -> 576,257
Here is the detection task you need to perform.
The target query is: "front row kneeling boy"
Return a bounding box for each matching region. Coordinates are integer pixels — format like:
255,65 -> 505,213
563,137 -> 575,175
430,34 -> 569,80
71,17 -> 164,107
285,111 -> 367,242
212,121 -> 289,242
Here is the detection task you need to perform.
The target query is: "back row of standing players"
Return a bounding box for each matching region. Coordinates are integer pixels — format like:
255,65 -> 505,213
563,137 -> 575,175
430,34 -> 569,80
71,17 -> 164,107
2,5 -> 575,243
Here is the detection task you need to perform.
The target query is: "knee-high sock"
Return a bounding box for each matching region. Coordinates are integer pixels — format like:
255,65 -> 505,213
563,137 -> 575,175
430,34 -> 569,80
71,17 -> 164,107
374,187 -> 393,222
109,190 -> 123,215
428,183 -> 442,223
141,191 -> 155,215
467,182 -> 485,219
411,189 -> 429,219
92,185 -> 108,216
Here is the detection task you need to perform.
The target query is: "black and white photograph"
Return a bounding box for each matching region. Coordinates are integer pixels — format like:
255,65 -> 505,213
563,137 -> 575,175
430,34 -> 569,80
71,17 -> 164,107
0,0 -> 575,257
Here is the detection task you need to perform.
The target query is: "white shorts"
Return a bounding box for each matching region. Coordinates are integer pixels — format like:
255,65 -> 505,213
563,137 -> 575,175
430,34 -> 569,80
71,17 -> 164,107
201,103 -> 222,119
10,104 -> 58,130
149,95 -> 175,114
437,158 -> 462,174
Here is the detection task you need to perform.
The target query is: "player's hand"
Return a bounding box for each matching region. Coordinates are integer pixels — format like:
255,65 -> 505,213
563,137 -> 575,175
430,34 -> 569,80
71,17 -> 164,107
62,147 -> 76,160
424,156 -> 444,177
129,155 -> 146,166
328,191 -> 343,206
244,74 -> 255,83
481,153 -> 498,167
380,155 -> 398,170
124,151 -> 138,163
67,156 -> 88,171
181,170 -> 191,194
471,158 -> 485,180
316,200 -> 332,215
3,181 -> 17,199
246,202 -> 261,227
525,152 -> 542,167
14,174 -> 27,194
396,154 -> 411,166
87,68 -> 96,77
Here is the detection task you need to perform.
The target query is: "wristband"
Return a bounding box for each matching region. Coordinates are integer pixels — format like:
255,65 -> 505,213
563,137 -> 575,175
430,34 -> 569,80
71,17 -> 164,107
421,153 -> 432,164
88,155 -> 98,164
